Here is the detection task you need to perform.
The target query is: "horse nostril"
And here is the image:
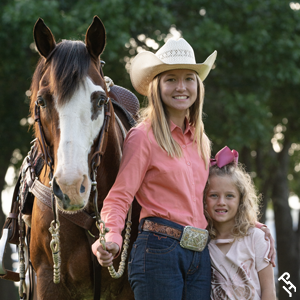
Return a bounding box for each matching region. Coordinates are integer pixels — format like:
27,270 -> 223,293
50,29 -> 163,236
52,177 -> 64,201
80,175 -> 88,194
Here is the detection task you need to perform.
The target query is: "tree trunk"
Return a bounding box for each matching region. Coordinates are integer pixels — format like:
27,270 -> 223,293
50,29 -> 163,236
256,147 -> 278,224
272,139 -> 299,300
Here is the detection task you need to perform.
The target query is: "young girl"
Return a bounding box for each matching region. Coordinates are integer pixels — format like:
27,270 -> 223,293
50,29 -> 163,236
204,146 -> 276,300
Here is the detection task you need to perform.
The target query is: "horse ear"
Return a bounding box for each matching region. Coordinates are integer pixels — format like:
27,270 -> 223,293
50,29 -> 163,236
34,18 -> 56,58
85,16 -> 106,59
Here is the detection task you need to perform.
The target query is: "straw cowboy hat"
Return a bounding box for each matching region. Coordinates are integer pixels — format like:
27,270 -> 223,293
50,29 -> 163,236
130,38 -> 217,96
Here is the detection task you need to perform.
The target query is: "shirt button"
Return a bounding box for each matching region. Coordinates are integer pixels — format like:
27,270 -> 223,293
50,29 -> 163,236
182,145 -> 186,149
187,161 -> 191,166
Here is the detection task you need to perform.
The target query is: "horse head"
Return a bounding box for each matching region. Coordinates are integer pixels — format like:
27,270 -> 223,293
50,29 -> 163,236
31,16 -> 110,211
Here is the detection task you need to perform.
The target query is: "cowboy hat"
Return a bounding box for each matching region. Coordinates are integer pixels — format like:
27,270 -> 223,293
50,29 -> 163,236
130,38 -> 217,96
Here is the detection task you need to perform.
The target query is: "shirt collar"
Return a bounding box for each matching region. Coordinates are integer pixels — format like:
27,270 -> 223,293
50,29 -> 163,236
170,118 -> 195,139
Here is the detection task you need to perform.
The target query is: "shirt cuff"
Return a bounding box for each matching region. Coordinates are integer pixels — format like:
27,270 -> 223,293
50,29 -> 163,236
91,233 -> 123,258
92,239 -> 101,257
106,232 -> 123,257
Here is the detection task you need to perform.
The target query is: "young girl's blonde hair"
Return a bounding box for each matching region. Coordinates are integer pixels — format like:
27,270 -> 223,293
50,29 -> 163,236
139,73 -> 211,168
204,162 -> 261,239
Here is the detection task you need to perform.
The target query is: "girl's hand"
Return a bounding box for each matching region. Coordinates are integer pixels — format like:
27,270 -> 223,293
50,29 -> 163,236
260,226 -> 276,267
93,241 -> 120,267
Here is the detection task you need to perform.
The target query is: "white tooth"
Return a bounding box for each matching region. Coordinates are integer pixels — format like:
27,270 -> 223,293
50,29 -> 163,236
174,96 -> 187,99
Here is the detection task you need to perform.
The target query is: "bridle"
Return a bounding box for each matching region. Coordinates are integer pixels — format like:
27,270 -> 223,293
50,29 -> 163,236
34,85 -> 112,214
34,60 -> 111,189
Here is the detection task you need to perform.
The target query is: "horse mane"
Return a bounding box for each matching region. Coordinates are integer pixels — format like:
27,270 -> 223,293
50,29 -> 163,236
30,40 -> 95,118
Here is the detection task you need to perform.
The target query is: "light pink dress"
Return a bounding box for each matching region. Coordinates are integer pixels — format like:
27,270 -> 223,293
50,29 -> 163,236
208,227 -> 270,300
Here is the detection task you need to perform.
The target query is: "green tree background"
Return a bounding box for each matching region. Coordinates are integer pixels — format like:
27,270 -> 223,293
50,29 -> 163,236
0,0 -> 299,299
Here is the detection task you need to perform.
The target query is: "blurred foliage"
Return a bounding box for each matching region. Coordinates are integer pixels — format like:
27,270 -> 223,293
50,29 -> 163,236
0,0 -> 299,208
1,0 -> 300,297
0,0 -> 299,207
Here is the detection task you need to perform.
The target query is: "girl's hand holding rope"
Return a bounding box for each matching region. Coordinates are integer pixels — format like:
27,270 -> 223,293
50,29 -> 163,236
95,242 -> 120,267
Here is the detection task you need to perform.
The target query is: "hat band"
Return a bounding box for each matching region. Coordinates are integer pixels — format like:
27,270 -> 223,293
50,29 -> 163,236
156,49 -> 196,64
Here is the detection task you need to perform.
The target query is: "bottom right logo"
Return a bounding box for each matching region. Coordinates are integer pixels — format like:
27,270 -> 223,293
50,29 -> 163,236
278,272 -> 296,298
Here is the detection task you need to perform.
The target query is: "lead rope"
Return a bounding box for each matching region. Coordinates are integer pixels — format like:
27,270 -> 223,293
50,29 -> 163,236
35,101 -> 61,284
97,210 -> 132,279
92,167 -> 132,279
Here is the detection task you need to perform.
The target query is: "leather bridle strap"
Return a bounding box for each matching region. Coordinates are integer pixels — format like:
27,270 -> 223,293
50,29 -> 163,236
30,179 -> 95,231
89,99 -> 111,300
34,103 -> 53,170
91,99 -> 112,172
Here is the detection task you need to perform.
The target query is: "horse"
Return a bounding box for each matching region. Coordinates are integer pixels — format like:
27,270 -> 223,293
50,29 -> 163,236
27,16 -> 139,300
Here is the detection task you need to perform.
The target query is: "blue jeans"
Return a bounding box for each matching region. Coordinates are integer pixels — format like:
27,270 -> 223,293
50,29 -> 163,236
128,217 -> 211,300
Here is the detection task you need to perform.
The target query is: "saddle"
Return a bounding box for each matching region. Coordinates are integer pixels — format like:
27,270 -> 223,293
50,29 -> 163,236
106,76 -> 140,120
0,81 -> 140,284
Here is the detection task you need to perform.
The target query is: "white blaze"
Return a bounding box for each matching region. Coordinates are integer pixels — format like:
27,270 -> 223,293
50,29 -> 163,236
54,77 -> 105,207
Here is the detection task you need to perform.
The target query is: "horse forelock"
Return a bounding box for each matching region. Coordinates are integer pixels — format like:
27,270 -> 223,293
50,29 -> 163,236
46,40 -> 95,104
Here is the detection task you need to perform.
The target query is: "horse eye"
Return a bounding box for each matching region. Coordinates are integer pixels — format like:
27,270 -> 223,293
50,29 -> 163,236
97,95 -> 107,107
37,96 -> 46,108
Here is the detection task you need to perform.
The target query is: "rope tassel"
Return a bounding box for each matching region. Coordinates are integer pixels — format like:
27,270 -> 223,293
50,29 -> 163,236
49,220 -> 61,284
96,206 -> 132,279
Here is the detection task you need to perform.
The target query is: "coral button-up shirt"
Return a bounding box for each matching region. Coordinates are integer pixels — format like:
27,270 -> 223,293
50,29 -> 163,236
92,119 -> 209,254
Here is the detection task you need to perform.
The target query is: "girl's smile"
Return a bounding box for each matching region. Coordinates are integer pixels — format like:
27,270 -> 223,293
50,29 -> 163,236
159,69 -> 197,118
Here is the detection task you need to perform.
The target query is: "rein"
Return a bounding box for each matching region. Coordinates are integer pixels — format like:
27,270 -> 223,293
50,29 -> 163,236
90,98 -> 132,279
35,102 -> 61,284
34,103 -> 54,174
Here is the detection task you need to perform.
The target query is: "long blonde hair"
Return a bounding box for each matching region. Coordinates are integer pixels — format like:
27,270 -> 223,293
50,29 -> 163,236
204,163 -> 261,239
139,73 -> 211,168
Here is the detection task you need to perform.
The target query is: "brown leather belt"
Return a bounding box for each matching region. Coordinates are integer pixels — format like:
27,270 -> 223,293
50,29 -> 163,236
142,219 -> 182,240
142,219 -> 209,252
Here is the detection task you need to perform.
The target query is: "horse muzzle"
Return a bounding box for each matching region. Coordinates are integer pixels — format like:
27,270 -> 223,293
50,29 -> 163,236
52,176 -> 89,211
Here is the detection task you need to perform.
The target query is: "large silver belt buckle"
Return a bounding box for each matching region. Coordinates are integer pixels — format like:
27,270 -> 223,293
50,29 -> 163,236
180,226 -> 208,252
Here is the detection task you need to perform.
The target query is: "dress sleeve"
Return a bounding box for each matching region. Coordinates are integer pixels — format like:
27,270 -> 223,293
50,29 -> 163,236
253,228 -> 271,272
98,126 -> 152,250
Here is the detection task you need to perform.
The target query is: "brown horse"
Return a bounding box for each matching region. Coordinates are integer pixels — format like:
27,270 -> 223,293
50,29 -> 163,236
28,16 -> 139,300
